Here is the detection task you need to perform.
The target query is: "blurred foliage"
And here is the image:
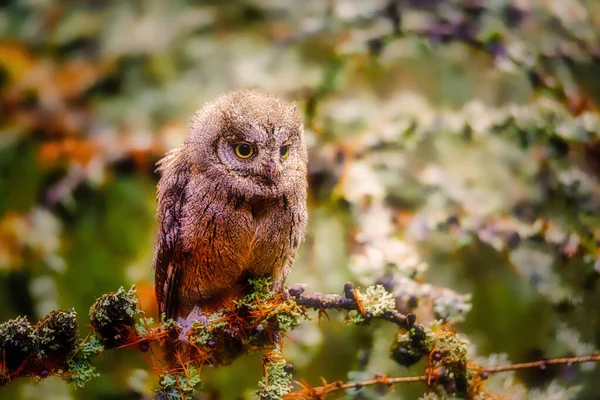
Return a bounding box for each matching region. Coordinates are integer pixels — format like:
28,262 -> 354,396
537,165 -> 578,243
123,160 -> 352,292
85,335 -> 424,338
1,0 -> 600,399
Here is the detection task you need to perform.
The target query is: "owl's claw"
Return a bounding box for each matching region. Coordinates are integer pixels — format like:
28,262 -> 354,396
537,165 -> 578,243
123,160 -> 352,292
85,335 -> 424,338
177,307 -> 208,342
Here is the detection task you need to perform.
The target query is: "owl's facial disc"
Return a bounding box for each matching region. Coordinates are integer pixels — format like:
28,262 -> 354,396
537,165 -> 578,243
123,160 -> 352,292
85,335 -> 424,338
225,136 -> 290,186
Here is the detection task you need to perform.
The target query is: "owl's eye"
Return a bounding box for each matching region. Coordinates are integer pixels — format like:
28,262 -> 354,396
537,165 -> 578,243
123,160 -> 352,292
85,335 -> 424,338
280,145 -> 290,159
234,143 -> 255,159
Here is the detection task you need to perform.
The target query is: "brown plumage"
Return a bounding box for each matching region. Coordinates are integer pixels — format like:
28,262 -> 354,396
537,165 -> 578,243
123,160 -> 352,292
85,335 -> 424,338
153,90 -> 308,321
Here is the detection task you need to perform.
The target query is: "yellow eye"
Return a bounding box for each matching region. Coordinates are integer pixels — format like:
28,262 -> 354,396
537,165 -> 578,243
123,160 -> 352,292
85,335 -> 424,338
234,143 -> 255,159
280,145 -> 290,159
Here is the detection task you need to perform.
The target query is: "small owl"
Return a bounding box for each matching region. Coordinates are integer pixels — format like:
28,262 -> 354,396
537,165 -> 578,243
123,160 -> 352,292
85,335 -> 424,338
153,90 -> 308,322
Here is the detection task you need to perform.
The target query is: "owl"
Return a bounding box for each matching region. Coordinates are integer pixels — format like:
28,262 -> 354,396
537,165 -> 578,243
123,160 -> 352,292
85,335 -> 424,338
153,90 -> 308,322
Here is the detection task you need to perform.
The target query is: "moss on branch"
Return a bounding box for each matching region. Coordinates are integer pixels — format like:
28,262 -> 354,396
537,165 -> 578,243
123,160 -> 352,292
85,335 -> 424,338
0,280 -> 597,399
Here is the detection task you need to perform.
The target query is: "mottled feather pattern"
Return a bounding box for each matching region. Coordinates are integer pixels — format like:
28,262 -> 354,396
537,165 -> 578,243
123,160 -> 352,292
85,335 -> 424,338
154,90 -> 308,321
153,145 -> 190,319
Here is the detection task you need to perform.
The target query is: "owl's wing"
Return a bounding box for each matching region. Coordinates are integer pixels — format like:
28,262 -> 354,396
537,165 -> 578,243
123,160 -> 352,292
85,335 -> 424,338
154,146 -> 189,321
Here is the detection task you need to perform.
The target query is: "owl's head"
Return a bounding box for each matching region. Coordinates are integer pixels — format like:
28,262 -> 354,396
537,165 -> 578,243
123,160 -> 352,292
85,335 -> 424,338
186,90 -> 307,200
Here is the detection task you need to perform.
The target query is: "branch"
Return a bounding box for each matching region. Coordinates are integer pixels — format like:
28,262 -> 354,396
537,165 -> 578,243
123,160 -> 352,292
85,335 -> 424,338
286,374 -> 427,399
482,354 -> 600,374
2,281 -> 599,400
288,282 -> 417,329
286,354 -> 600,398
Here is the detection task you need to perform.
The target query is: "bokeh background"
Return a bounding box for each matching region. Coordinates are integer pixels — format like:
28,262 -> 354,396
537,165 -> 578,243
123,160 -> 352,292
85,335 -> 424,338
1,0 -> 600,399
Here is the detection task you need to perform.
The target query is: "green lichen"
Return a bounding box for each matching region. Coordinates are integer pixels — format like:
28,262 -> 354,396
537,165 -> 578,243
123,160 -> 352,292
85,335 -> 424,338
0,316 -> 39,372
390,322 -> 473,396
273,308 -> 302,332
162,318 -> 180,331
237,276 -> 304,334
419,322 -> 472,397
349,284 -> 397,325
37,309 -> 79,360
89,286 -> 140,347
256,349 -> 293,400
357,285 -> 397,316
348,312 -> 367,325
187,311 -> 227,347
239,276 -> 276,306
66,335 -> 104,389
156,365 -> 202,400
135,317 -> 154,336
90,286 -> 140,327
428,321 -> 470,363
390,326 -> 433,367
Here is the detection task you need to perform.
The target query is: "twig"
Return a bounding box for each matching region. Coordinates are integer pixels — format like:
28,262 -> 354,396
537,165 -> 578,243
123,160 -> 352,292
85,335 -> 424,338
482,354 -> 600,374
286,374 -> 428,399
287,353 -> 600,398
288,282 -> 415,329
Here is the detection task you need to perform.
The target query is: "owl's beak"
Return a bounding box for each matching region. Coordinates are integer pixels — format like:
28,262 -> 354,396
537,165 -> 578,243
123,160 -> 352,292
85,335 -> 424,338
263,160 -> 277,184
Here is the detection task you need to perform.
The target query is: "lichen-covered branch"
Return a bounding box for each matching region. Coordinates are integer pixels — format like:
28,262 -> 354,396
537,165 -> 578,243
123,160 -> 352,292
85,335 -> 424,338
2,280 -> 599,400
289,281 -> 418,329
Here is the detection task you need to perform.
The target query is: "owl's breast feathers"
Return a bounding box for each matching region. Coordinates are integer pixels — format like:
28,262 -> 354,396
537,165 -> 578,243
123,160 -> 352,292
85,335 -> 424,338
154,150 -> 307,320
